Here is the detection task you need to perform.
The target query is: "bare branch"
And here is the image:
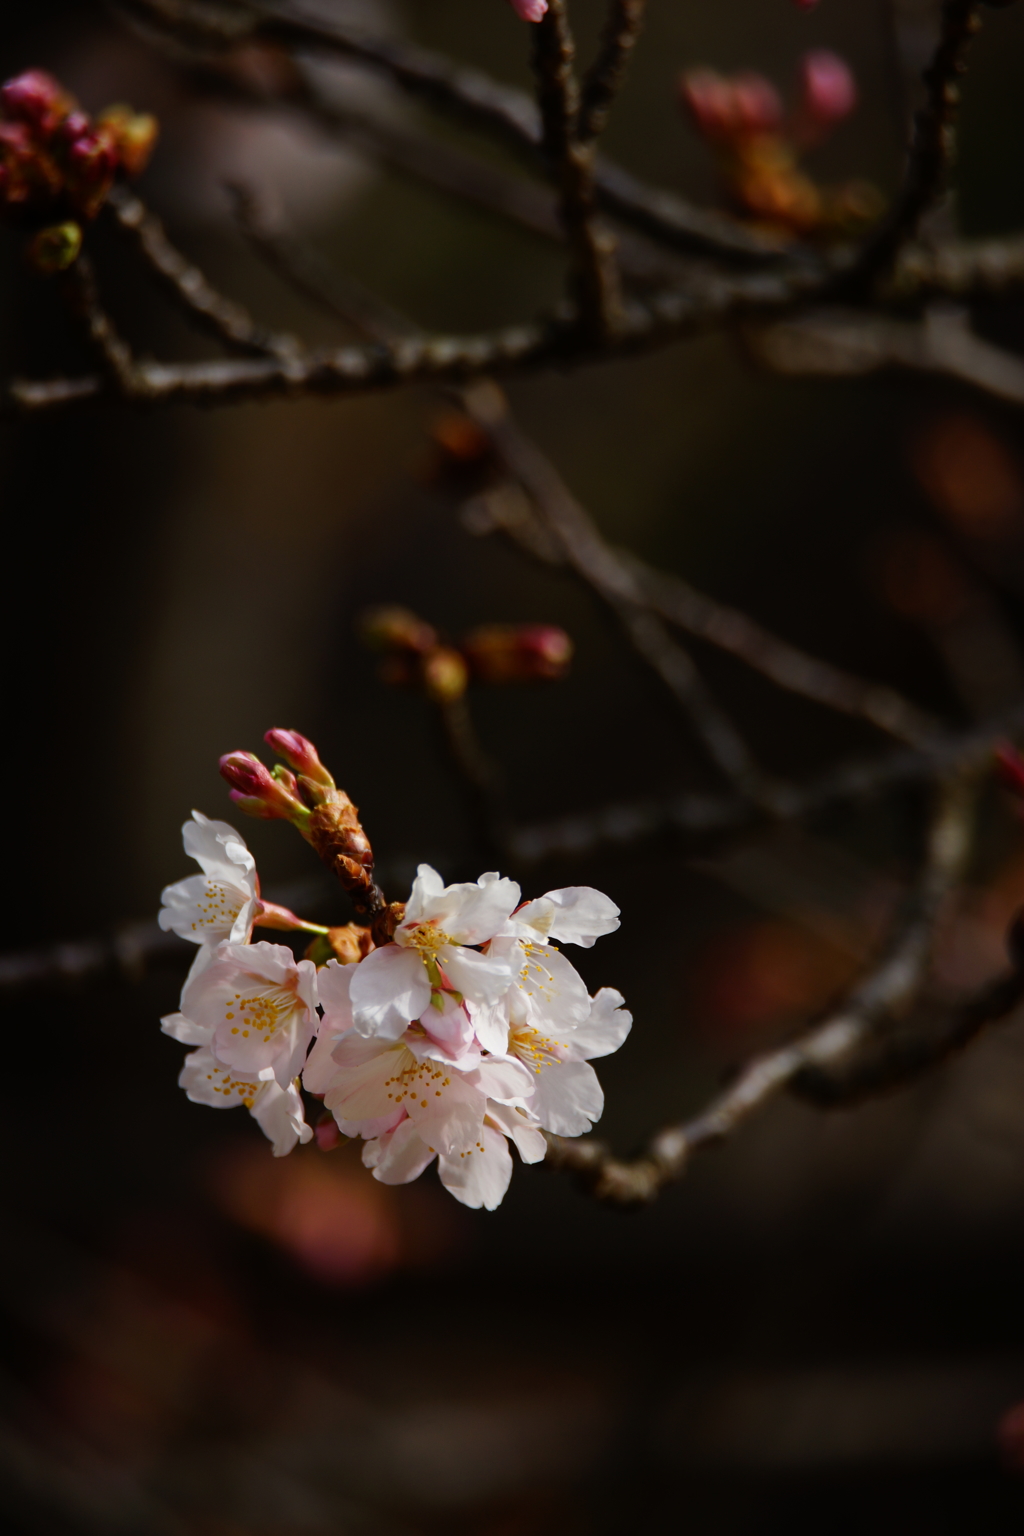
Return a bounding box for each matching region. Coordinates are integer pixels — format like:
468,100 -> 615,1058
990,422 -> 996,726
59,255 -> 138,395
545,773 -> 983,1203
106,183 -> 299,358
578,0 -> 647,144
848,0 -> 983,289
531,0 -> 624,337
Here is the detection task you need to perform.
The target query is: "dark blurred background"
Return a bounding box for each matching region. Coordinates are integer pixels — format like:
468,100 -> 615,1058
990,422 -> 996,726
6,1 -> 1024,1530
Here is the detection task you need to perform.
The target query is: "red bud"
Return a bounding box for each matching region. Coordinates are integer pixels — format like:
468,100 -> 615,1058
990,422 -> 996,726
995,743 -> 1024,800
0,70 -> 72,135
800,50 -> 857,128
462,623 -> 573,684
265,728 -> 335,789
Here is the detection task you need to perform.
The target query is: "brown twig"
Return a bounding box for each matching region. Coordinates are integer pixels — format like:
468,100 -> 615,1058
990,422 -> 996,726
846,0 -> 983,291
105,183 -> 299,359
545,772 -> 981,1203
59,255 -> 138,395
531,0 -> 624,337
578,0 -> 647,144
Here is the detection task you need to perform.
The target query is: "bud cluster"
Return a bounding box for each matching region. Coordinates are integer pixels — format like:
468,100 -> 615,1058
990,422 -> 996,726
360,605 -> 573,703
680,51 -> 879,237
0,69 -> 158,270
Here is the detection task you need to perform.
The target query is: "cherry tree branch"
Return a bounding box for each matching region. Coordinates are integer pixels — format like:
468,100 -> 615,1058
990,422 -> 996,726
545,772 -> 987,1203
578,0 -> 648,144
531,0 -> 625,337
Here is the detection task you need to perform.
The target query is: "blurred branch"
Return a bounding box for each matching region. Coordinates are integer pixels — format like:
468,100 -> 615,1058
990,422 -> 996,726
59,255 -> 138,394
578,0 -> 647,144
106,183 -> 299,358
459,384 -> 939,751
747,305 -> 1024,410
847,0 -> 982,289
546,772 -> 986,1203
531,0 -> 625,336
509,698 -> 1024,862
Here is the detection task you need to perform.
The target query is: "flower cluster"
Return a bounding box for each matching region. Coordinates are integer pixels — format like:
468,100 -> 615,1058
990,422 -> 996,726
0,69 -> 157,270
160,731 -> 630,1210
681,51 -> 878,237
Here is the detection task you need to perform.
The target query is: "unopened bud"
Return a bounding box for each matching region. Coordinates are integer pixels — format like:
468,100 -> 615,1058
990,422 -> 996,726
219,750 -> 310,824
57,114 -> 117,218
792,0 -> 820,9
432,411 -> 492,464
508,0 -> 548,18
265,728 -> 335,790
732,72 -> 784,135
359,605 -> 437,655
681,68 -> 782,142
27,220 -> 81,273
254,900 -> 328,935
308,922 -> 376,966
462,623 -> 573,684
0,70 -> 73,135
422,646 -> 469,704
800,50 -> 856,128
96,103 -> 159,177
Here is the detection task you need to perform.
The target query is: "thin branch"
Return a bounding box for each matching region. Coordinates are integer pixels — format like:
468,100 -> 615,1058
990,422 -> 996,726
435,695 -> 512,869
545,772 -> 982,1203
531,0 -> 625,337
457,384 -> 775,806
59,255 -> 138,394
578,0 -> 647,144
893,231 -> 1024,297
508,698 -> 1024,864
105,183 -> 299,359
848,0 -> 983,290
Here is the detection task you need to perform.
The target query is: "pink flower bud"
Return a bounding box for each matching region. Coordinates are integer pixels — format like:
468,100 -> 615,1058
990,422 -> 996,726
462,623 -> 573,684
508,0 -> 548,19
63,126 -> 118,219
219,751 -> 310,823
793,0 -> 821,9
265,728 -> 335,789
359,605 -> 437,655
732,72 -> 785,135
315,1113 -> 343,1152
800,50 -> 856,127
680,68 -> 782,142
0,70 -> 72,135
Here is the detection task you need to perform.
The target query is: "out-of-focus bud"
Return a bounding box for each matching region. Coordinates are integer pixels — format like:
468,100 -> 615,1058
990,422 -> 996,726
800,50 -> 857,128
265,728 -> 335,790
0,70 -> 73,135
998,1401 -> 1024,1471
314,1111 -> 343,1152
995,743 -> 1024,801
219,751 -> 311,825
792,0 -> 821,10
96,103 -> 159,177
359,605 -> 437,655
508,0 -> 548,19
27,219 -> 81,273
462,623 -> 573,684
57,113 -> 117,218
422,646 -> 469,704
0,120 -> 44,203
681,68 -> 782,142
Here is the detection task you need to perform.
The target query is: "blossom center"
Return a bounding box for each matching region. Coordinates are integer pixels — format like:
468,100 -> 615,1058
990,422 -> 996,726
190,879 -> 243,933
510,1024 -> 565,1075
403,921 -> 455,958
382,1047 -> 454,1109
203,1062 -> 261,1108
515,941 -> 560,1003
224,982 -> 295,1043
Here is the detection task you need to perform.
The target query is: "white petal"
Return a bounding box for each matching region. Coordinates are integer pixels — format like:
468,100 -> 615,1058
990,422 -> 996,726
567,987 -> 633,1059
438,1122 -> 513,1209
470,1055 -> 533,1104
441,945 -> 513,1007
349,945 -> 430,1039
529,1059 -> 604,1136
303,963 -> 355,1093
542,887 -> 620,948
465,995 -> 511,1055
403,867 -> 520,945
182,810 -> 256,884
512,945 -> 590,1030
363,1119 -> 436,1185
158,873 -> 258,949
485,1101 -> 547,1164
323,1038 -> 412,1136
250,1078 -> 312,1156
160,1011 -> 211,1047
179,1046 -> 257,1109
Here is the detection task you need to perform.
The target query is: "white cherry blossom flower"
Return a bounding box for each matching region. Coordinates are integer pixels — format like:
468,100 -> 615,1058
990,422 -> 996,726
158,812 -> 260,980
165,939 -> 318,1088
349,865 -> 520,1040
507,986 -> 633,1137
468,885 -> 621,1054
363,1097 -> 546,1210
178,1045 -> 311,1156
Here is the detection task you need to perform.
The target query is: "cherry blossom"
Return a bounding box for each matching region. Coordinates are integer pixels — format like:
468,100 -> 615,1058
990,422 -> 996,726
348,865 -> 521,1040
468,884 -> 621,1054
507,986 -> 632,1136
178,1044 -> 311,1156
166,939 -> 319,1088
158,812 -> 260,980
363,1098 -> 546,1210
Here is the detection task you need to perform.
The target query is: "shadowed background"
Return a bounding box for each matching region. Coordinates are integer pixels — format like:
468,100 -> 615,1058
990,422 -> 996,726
5,1 -> 1024,1531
